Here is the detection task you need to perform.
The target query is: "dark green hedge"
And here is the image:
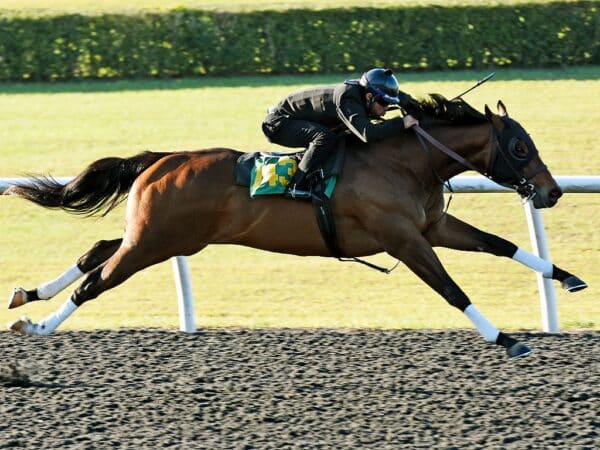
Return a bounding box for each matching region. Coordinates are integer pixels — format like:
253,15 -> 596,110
0,1 -> 597,81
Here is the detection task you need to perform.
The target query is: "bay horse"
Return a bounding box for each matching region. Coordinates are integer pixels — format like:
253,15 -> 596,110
5,95 -> 587,358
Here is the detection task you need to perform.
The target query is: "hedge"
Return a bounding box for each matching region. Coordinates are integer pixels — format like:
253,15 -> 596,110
0,1 -> 597,81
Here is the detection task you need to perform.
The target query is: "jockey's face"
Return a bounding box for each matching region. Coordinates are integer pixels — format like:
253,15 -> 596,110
366,93 -> 389,118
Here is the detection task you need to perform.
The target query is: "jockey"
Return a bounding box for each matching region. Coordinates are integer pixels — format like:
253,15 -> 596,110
262,68 -> 419,196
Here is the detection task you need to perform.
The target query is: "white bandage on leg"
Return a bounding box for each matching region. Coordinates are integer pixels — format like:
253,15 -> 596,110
512,248 -> 553,278
37,265 -> 85,300
35,298 -> 78,335
464,304 -> 500,343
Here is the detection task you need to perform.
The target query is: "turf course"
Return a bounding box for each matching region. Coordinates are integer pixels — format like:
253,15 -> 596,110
0,67 -> 598,331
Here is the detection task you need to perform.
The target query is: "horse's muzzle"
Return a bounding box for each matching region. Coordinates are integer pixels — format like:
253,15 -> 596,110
533,186 -> 562,208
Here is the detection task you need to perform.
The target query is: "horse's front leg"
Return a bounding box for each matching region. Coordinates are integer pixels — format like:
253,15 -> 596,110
8,238 -> 122,309
423,213 -> 587,292
383,232 -> 531,358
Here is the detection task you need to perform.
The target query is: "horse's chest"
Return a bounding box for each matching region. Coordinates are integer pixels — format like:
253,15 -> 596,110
395,186 -> 444,231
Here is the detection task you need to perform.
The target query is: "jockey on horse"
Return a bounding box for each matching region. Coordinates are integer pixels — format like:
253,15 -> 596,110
6,72 -> 588,358
262,68 -> 419,197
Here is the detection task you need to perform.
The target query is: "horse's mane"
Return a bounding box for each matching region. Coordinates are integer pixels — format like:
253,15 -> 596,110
401,93 -> 487,126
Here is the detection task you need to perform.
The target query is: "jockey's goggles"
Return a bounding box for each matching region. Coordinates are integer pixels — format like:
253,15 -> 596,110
369,86 -> 400,106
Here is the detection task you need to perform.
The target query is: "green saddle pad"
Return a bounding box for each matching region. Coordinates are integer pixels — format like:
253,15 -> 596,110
250,155 -> 337,198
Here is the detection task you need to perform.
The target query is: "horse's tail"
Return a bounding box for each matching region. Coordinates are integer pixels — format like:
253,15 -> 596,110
6,151 -> 170,216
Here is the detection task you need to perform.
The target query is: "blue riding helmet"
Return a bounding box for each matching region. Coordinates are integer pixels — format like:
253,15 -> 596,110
359,68 -> 401,105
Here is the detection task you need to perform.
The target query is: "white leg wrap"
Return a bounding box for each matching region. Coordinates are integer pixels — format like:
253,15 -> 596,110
512,248 -> 553,278
37,265 -> 85,300
464,304 -> 500,343
35,298 -> 78,335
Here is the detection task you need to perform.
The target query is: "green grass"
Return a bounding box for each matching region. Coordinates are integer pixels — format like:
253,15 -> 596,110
0,66 -> 598,332
1,0 -> 558,15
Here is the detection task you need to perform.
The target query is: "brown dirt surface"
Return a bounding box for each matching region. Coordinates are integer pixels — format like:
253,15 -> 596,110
0,329 -> 598,449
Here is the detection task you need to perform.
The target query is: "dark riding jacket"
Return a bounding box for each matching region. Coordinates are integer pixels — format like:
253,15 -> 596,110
267,82 -> 406,143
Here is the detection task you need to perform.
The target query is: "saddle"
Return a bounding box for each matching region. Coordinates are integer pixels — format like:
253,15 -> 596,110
234,140 -> 346,197
235,141 -> 347,259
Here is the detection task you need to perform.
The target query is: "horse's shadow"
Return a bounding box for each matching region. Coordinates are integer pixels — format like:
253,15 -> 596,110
0,365 -> 104,389
1,379 -> 103,389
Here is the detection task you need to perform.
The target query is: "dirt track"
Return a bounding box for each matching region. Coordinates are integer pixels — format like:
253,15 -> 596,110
0,329 -> 598,449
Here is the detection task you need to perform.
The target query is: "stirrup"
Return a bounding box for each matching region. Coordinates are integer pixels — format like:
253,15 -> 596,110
284,185 -> 312,199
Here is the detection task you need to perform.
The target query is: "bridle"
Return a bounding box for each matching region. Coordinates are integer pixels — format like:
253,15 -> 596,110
414,118 -> 547,202
488,117 -> 547,201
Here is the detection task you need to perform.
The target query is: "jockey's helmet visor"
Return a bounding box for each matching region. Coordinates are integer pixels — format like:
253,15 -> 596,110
370,86 -> 400,105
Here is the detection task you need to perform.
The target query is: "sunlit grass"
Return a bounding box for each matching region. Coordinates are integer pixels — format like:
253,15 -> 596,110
1,0 -> 555,15
0,66 -> 598,331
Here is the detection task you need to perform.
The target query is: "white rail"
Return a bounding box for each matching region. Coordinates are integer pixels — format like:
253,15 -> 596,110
2,175 -> 599,333
447,175 -> 599,333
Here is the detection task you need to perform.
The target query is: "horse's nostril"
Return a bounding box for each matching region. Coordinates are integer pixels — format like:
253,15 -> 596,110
548,188 -> 562,204
549,188 -> 562,201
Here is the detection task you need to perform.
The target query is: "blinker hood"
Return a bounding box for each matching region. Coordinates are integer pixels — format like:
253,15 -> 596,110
489,117 -> 539,186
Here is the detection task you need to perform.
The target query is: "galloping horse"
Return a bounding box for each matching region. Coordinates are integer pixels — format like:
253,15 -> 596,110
6,95 -> 587,358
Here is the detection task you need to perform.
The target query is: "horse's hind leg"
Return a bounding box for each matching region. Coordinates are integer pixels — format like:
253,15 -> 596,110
424,213 -> 587,292
10,241 -> 180,335
8,238 -> 122,309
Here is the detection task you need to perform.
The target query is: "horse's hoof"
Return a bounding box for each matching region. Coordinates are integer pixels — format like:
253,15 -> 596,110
561,276 -> 588,293
8,317 -> 33,335
506,342 -> 532,359
8,287 -> 28,309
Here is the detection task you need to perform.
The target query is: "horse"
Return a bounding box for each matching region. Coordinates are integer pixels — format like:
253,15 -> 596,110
5,95 -> 587,358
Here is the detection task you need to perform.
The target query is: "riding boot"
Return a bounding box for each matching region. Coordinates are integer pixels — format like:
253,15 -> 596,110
286,137 -> 332,199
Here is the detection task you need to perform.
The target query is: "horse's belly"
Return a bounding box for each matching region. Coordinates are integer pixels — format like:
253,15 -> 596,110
215,198 -> 381,257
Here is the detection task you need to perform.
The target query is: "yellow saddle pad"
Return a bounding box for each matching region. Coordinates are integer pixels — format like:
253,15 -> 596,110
250,155 -> 297,197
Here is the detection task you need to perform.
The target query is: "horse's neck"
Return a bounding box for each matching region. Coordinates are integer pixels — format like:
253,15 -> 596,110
347,122 -> 492,187
426,122 -> 492,181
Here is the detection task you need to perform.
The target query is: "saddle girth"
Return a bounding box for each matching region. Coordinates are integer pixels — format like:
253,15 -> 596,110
310,182 -> 399,274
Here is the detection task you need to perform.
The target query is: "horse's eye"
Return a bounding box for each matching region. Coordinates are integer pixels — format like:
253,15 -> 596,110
509,139 -> 528,160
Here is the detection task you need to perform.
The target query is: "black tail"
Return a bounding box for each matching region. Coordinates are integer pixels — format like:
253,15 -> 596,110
7,151 -> 170,216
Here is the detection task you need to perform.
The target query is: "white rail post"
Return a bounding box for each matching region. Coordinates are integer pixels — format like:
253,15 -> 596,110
171,256 -> 196,333
523,201 -> 559,333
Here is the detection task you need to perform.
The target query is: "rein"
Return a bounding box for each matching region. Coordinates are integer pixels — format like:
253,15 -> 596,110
414,128 -> 455,218
413,125 -> 490,179
413,124 -> 547,203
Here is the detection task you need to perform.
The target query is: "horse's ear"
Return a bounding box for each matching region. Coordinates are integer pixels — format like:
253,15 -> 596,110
497,100 -> 508,117
485,104 -> 505,130
484,104 -> 494,120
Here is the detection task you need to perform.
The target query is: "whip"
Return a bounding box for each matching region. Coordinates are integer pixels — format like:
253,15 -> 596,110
451,72 -> 496,100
